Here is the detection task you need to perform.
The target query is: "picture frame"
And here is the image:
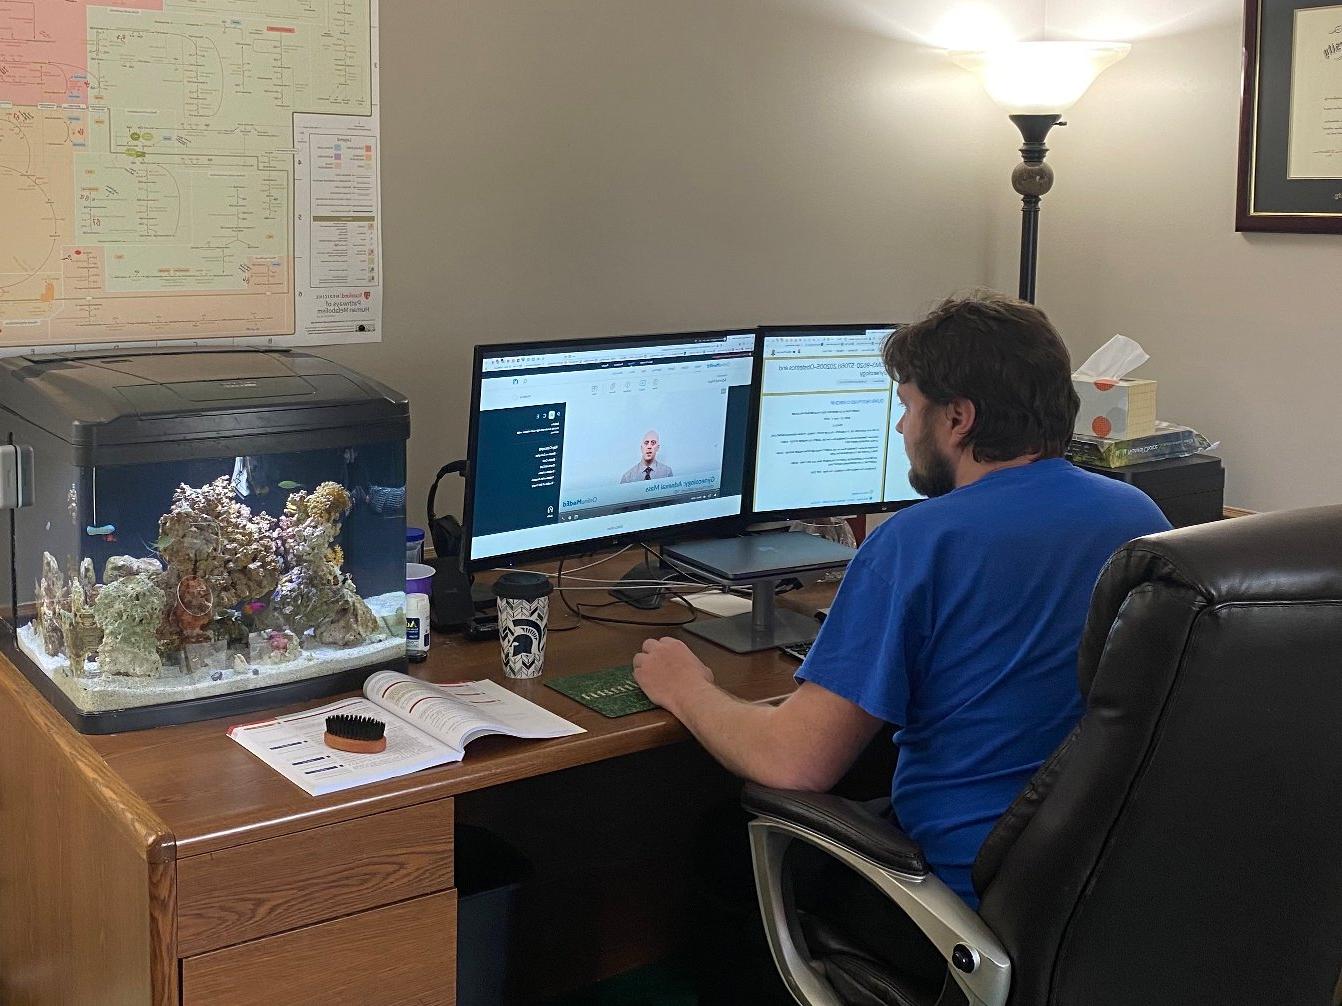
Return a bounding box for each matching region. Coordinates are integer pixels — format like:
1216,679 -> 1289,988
1236,0 -> 1342,233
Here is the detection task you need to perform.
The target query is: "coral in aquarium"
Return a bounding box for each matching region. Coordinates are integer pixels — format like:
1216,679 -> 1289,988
271,482 -> 377,647
250,628 -> 303,665
75,557 -> 97,602
35,552 -> 67,657
211,608 -> 249,648
157,477 -> 281,611
276,482 -> 352,568
94,573 -> 167,678
104,555 -> 163,584
59,580 -> 103,674
172,574 -> 215,644
269,562 -> 338,637
316,579 -> 381,647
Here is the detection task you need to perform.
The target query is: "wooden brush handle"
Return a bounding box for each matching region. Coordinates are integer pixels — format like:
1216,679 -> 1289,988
324,733 -> 387,754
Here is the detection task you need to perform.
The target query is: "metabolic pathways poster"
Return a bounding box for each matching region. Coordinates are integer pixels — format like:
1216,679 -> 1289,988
0,0 -> 382,352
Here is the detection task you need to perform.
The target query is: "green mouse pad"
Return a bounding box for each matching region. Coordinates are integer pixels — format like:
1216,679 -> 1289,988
546,665 -> 657,718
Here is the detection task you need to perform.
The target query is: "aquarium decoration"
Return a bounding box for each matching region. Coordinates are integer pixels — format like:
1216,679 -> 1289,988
60,579 -> 102,674
157,476 -> 282,613
94,572 -> 167,678
272,483 -> 381,648
16,477 -> 403,714
34,552 -> 67,657
250,628 -> 303,665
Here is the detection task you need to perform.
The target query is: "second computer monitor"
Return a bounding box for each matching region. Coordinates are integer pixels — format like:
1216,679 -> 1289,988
752,325 -> 920,520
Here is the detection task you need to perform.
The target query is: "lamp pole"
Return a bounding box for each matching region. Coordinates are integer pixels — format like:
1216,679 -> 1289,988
1009,113 -> 1061,304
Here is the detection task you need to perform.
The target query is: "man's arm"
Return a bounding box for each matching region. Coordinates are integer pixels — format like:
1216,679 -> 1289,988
633,636 -> 884,791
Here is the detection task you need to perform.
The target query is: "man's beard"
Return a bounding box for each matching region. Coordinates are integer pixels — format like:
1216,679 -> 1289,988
907,425 -> 956,498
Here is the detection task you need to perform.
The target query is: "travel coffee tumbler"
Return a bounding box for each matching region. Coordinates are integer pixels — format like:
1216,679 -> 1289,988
492,571 -> 553,678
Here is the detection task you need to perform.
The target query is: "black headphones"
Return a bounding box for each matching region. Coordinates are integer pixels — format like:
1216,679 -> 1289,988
426,460 -> 467,560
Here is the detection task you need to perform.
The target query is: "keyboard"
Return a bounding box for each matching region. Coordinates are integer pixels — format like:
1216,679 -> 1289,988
779,638 -> 816,662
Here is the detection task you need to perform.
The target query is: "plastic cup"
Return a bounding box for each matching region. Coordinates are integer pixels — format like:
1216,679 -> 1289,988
406,562 -> 435,595
492,571 -> 554,678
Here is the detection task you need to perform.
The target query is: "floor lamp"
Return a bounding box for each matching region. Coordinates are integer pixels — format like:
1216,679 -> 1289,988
950,42 -> 1130,303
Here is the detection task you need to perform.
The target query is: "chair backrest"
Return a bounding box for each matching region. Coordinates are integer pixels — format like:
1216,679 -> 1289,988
972,506 -> 1342,1006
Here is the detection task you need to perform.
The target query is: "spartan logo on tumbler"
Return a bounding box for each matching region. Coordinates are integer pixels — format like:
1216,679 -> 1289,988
510,618 -> 544,656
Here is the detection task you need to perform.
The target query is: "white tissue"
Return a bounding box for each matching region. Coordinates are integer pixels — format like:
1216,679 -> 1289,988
1074,335 -> 1149,381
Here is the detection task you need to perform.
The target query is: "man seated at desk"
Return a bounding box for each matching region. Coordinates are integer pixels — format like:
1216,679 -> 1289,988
633,292 -> 1170,981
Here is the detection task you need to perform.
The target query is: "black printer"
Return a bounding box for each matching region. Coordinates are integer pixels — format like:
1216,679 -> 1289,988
1075,454 -> 1225,528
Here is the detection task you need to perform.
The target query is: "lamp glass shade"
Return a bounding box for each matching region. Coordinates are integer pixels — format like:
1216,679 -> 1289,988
949,41 -> 1130,114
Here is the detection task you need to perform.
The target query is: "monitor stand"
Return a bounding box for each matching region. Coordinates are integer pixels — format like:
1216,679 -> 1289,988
663,531 -> 855,653
683,574 -> 822,653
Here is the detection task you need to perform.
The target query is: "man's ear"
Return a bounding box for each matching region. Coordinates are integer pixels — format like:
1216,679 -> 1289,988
945,397 -> 977,448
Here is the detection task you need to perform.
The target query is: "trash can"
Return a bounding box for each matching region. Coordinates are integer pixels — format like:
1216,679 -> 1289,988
456,825 -> 532,1006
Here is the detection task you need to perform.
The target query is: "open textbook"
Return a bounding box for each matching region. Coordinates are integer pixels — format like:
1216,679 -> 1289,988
229,671 -> 585,796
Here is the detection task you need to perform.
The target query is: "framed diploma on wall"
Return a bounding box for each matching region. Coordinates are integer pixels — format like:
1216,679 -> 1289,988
1237,0 -> 1342,232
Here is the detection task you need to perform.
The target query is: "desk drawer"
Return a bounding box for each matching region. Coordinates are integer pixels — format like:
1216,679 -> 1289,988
178,798 -> 454,955
182,888 -> 456,1005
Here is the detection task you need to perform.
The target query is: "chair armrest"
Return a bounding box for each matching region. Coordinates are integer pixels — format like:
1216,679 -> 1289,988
740,782 -> 929,877
744,784 -> 1010,1006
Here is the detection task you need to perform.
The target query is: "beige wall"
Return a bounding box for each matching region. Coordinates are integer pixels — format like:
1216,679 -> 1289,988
327,1 -> 1333,517
326,0 -> 1008,519
985,1 -> 1342,511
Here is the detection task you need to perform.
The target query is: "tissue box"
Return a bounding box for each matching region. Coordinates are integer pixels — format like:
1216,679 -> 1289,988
1072,376 -> 1157,439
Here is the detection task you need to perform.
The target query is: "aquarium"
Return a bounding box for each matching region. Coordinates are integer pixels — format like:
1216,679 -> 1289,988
0,350 -> 409,733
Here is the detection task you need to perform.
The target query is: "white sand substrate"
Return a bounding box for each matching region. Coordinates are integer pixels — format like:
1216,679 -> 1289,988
18,592 -> 406,713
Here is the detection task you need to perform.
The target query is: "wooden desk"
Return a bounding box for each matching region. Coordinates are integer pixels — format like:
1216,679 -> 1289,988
0,584 -> 825,1005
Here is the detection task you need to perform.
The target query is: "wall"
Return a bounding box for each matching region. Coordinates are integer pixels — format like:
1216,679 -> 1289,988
988,0 -> 1342,511
326,0 -> 1020,518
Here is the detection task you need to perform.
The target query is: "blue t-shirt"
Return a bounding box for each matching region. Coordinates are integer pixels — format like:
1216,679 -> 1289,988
797,458 -> 1171,905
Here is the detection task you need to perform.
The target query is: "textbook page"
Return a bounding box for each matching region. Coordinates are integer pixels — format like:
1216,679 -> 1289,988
365,671 -> 585,751
227,696 -> 461,797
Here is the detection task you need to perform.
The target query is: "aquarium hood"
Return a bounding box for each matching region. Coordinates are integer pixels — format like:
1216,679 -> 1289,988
0,350 -> 408,465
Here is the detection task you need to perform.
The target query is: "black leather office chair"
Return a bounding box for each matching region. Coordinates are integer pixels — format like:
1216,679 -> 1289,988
743,506 -> 1342,1006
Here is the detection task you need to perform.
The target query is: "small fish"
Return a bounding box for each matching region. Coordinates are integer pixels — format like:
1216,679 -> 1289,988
85,524 -> 115,537
278,480 -> 305,491
103,533 -> 117,544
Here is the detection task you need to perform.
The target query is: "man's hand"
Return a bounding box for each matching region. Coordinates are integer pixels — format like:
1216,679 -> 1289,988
632,638 -> 884,791
633,636 -> 714,715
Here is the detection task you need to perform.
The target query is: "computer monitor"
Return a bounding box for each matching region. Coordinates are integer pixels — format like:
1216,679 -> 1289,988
464,330 -> 757,570
750,324 -> 921,521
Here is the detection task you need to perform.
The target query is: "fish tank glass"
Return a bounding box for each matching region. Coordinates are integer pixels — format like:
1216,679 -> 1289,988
0,350 -> 409,733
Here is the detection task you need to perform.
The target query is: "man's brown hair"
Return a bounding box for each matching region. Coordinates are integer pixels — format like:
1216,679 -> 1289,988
883,291 -> 1080,462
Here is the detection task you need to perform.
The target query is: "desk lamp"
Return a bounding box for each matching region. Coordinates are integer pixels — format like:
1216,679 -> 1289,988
951,41 -> 1129,302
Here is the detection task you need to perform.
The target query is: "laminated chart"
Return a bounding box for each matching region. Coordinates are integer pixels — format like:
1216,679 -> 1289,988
0,0 -> 381,350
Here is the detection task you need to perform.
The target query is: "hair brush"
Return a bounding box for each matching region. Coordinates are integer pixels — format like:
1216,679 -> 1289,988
324,714 -> 388,754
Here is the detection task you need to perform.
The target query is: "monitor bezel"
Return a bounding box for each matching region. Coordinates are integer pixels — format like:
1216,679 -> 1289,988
463,329 -> 758,572
746,323 -> 922,524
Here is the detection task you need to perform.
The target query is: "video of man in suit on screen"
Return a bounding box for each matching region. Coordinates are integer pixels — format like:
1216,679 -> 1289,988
557,388 -> 730,521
